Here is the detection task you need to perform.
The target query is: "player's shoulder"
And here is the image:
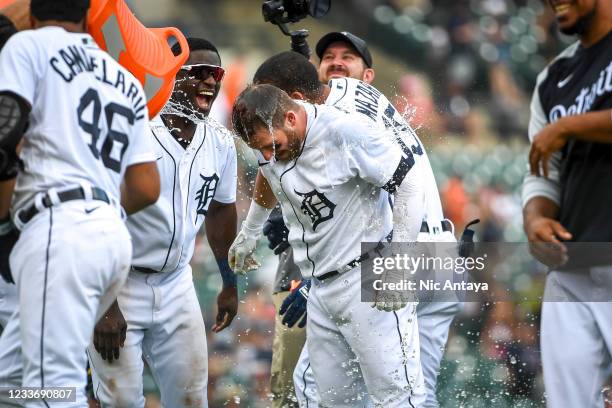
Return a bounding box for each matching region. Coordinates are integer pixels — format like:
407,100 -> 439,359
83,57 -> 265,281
314,103 -> 378,145
149,115 -> 166,132
326,77 -> 381,103
535,41 -> 580,87
201,119 -> 237,154
2,28 -> 44,54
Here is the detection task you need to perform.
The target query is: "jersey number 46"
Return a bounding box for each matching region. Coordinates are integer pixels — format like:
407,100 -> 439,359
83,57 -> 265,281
77,88 -> 133,173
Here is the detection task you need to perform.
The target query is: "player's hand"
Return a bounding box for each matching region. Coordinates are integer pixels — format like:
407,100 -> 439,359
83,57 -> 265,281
529,121 -> 569,178
525,216 -> 572,268
228,223 -> 261,275
279,279 -> 310,328
263,212 -> 290,255
372,291 -> 407,312
93,301 -> 127,363
0,218 -> 19,284
212,286 -> 238,333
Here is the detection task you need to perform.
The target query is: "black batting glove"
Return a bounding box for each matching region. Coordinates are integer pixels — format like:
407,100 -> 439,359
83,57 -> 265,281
263,210 -> 290,255
279,279 -> 310,328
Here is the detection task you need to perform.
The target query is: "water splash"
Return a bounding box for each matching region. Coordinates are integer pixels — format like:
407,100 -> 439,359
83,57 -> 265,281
161,98 -> 238,144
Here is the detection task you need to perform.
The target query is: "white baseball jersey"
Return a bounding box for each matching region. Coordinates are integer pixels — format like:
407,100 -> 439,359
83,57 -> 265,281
326,77 -> 444,224
0,27 -> 148,407
0,27 -> 154,213
259,102 -> 413,279
127,116 -> 237,272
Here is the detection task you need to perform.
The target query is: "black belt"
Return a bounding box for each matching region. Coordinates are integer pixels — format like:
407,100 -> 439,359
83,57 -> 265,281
18,186 -> 109,224
316,221 -> 453,282
420,220 -> 452,234
132,266 -> 161,274
316,242 -> 385,282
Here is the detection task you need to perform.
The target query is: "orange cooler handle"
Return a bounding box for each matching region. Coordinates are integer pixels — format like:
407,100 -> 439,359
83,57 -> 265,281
88,0 -> 189,118
0,0 -> 17,8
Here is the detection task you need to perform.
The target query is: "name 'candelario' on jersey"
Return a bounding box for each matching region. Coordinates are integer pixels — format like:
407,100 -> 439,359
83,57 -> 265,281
49,44 -> 147,120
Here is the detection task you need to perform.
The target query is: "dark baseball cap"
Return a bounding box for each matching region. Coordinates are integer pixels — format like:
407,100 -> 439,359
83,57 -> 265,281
315,31 -> 373,68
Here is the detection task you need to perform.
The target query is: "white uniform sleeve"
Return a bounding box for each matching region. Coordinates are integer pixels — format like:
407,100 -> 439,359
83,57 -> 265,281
392,161 -> 426,242
0,32 -> 42,104
521,70 -> 562,207
124,100 -> 156,167
341,116 -> 414,193
213,138 -> 237,204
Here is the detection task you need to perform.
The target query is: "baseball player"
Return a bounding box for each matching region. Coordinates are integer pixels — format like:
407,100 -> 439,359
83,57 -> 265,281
0,1 -> 160,407
522,1 -> 612,407
231,83 -> 429,407
0,0 -> 21,334
87,37 -> 238,408
260,32 -> 380,407
258,45 -> 459,407
316,31 -> 375,85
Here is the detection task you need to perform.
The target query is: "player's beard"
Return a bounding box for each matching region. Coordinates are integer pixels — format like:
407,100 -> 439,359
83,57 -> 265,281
284,127 -> 303,160
560,0 -> 597,36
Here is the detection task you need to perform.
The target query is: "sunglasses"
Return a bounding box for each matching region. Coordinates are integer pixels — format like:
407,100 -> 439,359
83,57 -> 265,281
180,64 -> 225,82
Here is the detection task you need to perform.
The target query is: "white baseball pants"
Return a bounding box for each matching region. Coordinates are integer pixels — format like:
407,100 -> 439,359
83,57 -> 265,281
88,265 -> 208,408
541,268 -> 612,408
305,265 -> 426,408
0,200 -> 131,407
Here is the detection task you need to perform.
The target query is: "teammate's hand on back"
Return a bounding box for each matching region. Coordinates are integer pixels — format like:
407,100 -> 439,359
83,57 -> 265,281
263,211 -> 290,255
212,286 -> 238,333
93,301 -> 127,363
525,215 -> 572,268
279,279 -> 310,328
0,217 -> 18,284
228,222 -> 262,275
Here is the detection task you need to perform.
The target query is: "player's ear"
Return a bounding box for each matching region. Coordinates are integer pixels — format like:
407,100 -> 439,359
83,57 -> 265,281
363,68 -> 375,84
290,91 -> 305,100
285,110 -> 297,128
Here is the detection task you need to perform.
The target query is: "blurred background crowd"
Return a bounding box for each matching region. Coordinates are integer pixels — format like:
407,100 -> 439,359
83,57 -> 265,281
125,0 -> 573,406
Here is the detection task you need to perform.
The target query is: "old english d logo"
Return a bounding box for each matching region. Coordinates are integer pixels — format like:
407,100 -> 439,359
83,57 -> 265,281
195,173 -> 219,218
294,189 -> 335,231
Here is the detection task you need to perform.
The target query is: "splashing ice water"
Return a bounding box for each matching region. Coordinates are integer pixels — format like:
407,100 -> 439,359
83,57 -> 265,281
160,77 -> 239,144
161,99 -> 238,144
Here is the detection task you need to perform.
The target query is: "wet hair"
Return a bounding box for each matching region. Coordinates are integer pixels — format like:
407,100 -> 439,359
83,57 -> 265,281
253,51 -> 323,101
171,37 -> 221,64
231,84 -> 299,143
31,0 -> 89,23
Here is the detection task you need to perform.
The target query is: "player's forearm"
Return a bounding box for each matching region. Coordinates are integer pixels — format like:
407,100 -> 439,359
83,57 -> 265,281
555,109 -> 612,144
205,201 -> 237,260
206,201 -> 238,287
523,196 -> 559,226
0,179 -> 15,219
121,162 -> 160,215
253,170 -> 277,209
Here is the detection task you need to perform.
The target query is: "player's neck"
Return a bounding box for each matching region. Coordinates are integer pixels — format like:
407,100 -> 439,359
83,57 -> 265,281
161,114 -> 197,147
580,12 -> 612,47
33,20 -> 85,33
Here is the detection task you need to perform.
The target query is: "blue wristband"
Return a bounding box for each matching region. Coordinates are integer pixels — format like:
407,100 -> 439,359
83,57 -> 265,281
217,258 -> 237,288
